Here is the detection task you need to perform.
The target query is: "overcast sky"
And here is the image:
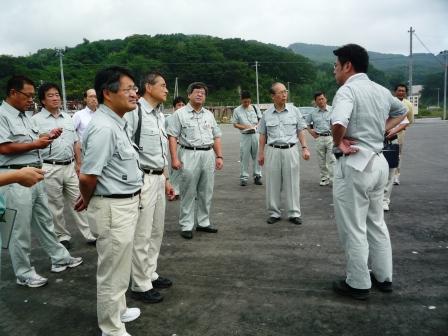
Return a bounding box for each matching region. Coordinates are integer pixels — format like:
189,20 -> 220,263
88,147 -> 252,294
1,0 -> 447,57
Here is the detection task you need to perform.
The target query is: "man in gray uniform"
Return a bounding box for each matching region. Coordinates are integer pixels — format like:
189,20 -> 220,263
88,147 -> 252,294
257,83 -> 310,225
231,90 -> 263,186
32,83 -> 95,249
125,71 -> 175,304
0,75 -> 83,288
167,82 -> 223,240
306,91 -> 335,186
75,67 -> 143,336
331,44 -> 407,300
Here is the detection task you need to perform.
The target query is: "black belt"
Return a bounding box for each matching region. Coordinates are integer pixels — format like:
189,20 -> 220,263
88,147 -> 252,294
269,143 -> 296,149
97,189 -> 141,199
142,168 -> 164,175
181,145 -> 212,151
43,159 -> 74,166
0,163 -> 42,169
335,150 -> 382,159
317,132 -> 331,136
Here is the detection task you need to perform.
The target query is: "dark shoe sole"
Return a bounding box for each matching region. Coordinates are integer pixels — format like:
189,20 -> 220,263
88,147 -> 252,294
370,272 -> 393,292
288,217 -> 302,225
267,217 -> 281,224
332,280 -> 369,300
180,231 -> 193,239
130,292 -> 164,304
196,227 -> 218,233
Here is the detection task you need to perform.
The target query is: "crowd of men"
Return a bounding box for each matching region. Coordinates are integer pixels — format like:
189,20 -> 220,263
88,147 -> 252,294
0,43 -> 412,335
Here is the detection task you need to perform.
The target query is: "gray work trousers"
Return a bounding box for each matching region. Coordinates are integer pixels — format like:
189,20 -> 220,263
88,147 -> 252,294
265,145 -> 301,218
333,154 -> 393,289
239,133 -> 262,181
179,148 -> 215,231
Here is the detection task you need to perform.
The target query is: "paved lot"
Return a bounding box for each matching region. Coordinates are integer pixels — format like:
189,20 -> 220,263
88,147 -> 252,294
1,119 -> 447,336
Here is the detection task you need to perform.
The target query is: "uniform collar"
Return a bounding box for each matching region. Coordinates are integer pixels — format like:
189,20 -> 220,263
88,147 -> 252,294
99,104 -> 126,130
40,108 -> 64,118
186,102 -> 204,114
1,100 -> 25,118
345,73 -> 369,84
139,97 -> 160,115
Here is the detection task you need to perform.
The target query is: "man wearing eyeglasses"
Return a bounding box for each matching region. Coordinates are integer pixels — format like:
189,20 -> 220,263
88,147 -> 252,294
75,66 -> 144,336
167,82 -> 223,240
0,75 -> 83,288
32,83 -> 96,250
125,71 -> 175,304
257,83 -> 310,226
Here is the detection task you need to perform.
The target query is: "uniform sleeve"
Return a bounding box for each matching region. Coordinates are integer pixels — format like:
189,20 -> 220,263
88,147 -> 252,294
211,114 -> 222,138
230,109 -> 238,124
389,96 -> 407,118
0,116 -> 12,144
331,86 -> 354,128
295,108 -> 307,130
166,111 -> 182,137
72,111 -> 81,131
81,126 -> 115,176
257,114 -> 267,135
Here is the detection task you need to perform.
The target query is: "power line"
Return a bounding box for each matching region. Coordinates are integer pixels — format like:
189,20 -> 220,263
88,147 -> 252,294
413,32 -> 444,67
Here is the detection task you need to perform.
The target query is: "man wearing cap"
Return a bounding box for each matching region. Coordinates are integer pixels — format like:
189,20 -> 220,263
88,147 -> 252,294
306,91 -> 335,186
125,71 -> 175,304
32,83 -> 95,249
231,90 -> 263,186
167,82 -> 223,240
0,75 -> 83,288
258,82 -> 310,225
75,66 -> 143,336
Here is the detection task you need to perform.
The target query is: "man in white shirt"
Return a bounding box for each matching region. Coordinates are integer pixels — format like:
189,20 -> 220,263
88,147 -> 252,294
73,89 -> 98,143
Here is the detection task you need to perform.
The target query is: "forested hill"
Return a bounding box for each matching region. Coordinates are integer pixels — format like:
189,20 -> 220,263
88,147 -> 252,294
0,34 -> 320,105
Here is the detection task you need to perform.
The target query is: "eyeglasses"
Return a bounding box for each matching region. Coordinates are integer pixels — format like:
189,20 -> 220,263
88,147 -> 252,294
15,90 -> 35,100
275,90 -> 288,95
120,86 -> 139,95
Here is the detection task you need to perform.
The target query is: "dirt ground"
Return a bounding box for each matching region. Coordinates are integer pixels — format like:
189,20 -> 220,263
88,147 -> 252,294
1,118 -> 447,336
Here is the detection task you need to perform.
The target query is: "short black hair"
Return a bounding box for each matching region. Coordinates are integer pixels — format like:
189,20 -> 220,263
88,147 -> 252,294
141,71 -> 166,95
38,83 -> 61,106
6,75 -> 35,97
94,66 -> 136,104
187,82 -> 208,96
313,91 -> 325,100
172,96 -> 187,107
394,84 -> 408,92
333,44 -> 369,73
240,90 -> 251,99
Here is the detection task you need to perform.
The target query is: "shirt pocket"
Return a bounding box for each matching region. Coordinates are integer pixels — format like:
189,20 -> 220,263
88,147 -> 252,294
116,142 -> 140,183
281,116 -> 297,137
266,120 -> 280,139
140,128 -> 161,151
182,122 -> 199,142
10,125 -> 32,143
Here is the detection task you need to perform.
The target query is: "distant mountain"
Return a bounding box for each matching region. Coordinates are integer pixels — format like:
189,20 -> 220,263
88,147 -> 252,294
288,42 -> 444,75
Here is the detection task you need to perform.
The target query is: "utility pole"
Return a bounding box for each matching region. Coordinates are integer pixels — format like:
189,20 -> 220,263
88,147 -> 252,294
254,61 -> 260,107
56,49 -> 68,112
287,82 -> 291,102
436,88 -> 440,107
174,77 -> 179,98
408,27 -> 415,99
441,50 -> 448,120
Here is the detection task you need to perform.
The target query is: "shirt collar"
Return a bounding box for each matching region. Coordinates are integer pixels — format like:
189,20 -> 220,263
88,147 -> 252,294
318,105 -> 329,112
186,102 -> 204,114
139,97 -> 160,115
99,104 -> 126,130
40,108 -> 64,118
345,73 -> 369,84
1,100 -> 25,118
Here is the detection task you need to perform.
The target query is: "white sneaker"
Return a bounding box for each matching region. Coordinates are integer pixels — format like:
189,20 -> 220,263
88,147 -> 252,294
121,307 -> 141,323
51,257 -> 83,273
393,175 -> 400,185
102,332 -> 131,336
16,273 -> 48,288
383,202 -> 390,211
319,179 -> 330,186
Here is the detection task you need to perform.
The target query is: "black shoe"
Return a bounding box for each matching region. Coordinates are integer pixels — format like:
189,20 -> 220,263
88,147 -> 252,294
332,280 -> 370,300
152,276 -> 173,289
370,272 -> 393,292
86,239 -> 97,246
289,217 -> 302,225
254,176 -> 263,185
267,216 -> 281,224
60,240 -> 71,250
196,226 -> 218,233
131,288 -> 163,304
180,231 -> 193,239
240,180 -> 248,186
